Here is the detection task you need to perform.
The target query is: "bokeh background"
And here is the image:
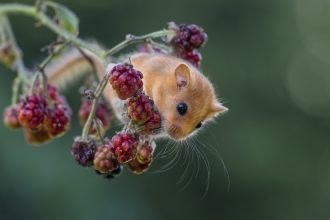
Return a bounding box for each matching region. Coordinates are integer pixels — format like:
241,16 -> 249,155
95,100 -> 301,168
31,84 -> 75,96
1,0 -> 330,219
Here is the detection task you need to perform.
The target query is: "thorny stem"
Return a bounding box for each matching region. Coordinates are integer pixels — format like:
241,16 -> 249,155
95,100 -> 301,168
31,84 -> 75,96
11,77 -> 20,106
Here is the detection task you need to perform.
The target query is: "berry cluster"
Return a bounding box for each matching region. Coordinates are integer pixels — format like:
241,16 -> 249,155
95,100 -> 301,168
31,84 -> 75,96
127,141 -> 154,174
171,24 -> 208,51
3,83 -> 71,145
78,99 -> 111,135
126,93 -> 161,135
72,135 -> 155,178
17,94 -> 47,132
94,144 -> 119,173
71,139 -> 97,167
167,23 -> 208,68
109,133 -> 139,163
109,63 -> 143,100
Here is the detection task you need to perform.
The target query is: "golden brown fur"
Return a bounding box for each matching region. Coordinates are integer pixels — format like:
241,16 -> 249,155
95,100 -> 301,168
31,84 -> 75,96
46,49 -> 228,140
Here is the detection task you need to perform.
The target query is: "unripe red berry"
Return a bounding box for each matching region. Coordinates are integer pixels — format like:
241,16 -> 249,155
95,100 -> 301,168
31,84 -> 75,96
136,141 -> 155,164
78,99 -> 111,134
43,103 -> 71,138
94,144 -> 119,173
135,110 -> 161,135
24,127 -> 52,145
109,133 -> 139,163
181,50 -> 202,69
17,94 -> 47,132
127,93 -> 154,122
3,106 -> 21,130
71,139 -> 97,167
127,157 -> 153,174
109,63 -> 143,100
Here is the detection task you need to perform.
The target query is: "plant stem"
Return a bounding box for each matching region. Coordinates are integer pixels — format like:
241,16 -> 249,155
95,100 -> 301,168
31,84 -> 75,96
81,74 -> 110,140
39,41 -> 70,71
0,3 -> 108,65
11,77 -> 20,106
103,30 -> 175,56
29,72 -> 40,95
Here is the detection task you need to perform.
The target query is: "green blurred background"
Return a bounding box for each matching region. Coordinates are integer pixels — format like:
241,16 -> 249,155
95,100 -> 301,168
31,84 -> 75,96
1,0 -> 330,219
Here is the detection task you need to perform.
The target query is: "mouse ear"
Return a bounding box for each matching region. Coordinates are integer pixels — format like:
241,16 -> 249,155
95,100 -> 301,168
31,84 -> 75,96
175,63 -> 190,89
211,103 -> 228,114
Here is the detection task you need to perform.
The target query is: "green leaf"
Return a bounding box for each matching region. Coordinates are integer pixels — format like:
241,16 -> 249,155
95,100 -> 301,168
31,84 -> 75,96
45,1 -> 79,35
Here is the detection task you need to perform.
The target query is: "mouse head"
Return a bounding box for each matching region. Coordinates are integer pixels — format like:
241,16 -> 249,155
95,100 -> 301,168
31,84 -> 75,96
156,62 -> 228,140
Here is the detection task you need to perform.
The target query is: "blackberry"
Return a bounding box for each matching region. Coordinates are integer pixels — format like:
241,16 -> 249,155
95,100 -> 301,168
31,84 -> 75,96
135,110 -> 161,135
24,127 -> 51,145
94,144 -> 119,173
44,103 -> 71,138
136,141 -> 155,164
181,50 -> 202,69
127,93 -> 154,122
109,63 -> 143,100
127,157 -> 153,174
71,139 -> 97,167
3,106 -> 21,130
171,23 -> 208,51
17,94 -> 47,132
109,133 -> 139,163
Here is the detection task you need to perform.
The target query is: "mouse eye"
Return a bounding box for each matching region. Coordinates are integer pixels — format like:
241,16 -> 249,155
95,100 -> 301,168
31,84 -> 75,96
196,121 -> 202,129
177,102 -> 188,116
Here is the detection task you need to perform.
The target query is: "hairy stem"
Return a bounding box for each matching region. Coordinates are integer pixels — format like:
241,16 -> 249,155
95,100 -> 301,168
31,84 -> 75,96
103,30 -> 175,56
11,77 -> 20,106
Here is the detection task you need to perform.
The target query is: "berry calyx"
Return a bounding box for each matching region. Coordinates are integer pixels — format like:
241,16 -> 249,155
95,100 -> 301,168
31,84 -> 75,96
127,93 -> 154,122
94,144 -> 119,173
71,139 -> 97,167
78,99 -> 111,134
109,63 -> 143,100
3,106 -> 21,130
109,133 -> 139,163
17,94 -> 47,132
